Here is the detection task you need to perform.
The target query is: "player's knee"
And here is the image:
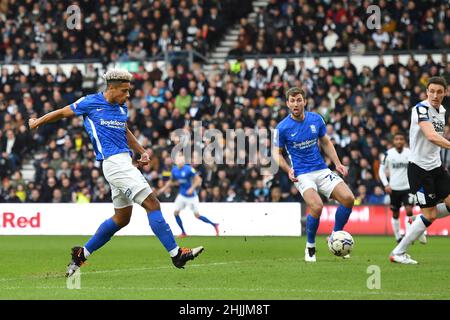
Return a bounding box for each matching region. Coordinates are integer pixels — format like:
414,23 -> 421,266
194,213 -> 200,218
423,208 -> 438,222
310,203 -> 323,216
115,215 -> 131,228
174,211 -> 180,216
342,194 -> 355,208
142,193 -> 161,212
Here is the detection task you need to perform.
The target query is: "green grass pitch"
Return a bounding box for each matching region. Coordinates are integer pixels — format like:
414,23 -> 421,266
0,235 -> 449,299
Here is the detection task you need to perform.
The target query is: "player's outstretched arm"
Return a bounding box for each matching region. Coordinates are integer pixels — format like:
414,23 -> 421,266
28,106 -> 75,129
419,121 -> 450,149
126,126 -> 150,166
319,135 -> 348,177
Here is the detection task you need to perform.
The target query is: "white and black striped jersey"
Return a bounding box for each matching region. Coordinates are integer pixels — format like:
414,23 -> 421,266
408,100 -> 446,171
379,147 -> 410,191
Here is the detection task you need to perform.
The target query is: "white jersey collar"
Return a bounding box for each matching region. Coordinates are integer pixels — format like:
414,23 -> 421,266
420,99 -> 446,113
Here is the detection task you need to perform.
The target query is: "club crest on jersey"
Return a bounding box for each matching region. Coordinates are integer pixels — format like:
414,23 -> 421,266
310,125 -> 316,133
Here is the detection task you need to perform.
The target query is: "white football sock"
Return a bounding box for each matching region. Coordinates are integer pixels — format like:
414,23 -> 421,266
169,246 -> 180,257
83,247 -> 91,258
306,242 -> 316,248
391,217 -> 401,240
437,203 -> 450,219
392,215 -> 428,255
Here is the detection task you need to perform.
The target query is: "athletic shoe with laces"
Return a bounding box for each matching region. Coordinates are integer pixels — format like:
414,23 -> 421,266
66,246 -> 87,277
214,223 -> 220,236
304,247 -> 316,262
172,246 -> 204,269
390,252 -> 418,264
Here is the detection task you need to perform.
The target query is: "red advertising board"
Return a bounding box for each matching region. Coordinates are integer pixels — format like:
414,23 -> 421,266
316,205 -> 450,236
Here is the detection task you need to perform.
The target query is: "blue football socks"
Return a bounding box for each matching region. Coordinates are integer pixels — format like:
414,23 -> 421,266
306,214 -> 320,245
198,215 -> 216,226
147,210 -> 178,252
333,205 -> 352,232
85,218 -> 121,254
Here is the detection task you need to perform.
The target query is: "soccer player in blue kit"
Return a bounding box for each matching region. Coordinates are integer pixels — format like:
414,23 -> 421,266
273,87 -> 355,262
158,153 -> 219,237
28,69 -> 204,276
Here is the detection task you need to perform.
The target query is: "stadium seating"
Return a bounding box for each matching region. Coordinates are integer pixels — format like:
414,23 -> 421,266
0,1 -> 449,204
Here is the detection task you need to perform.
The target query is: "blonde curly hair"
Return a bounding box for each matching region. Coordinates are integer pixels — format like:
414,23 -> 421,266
103,69 -> 133,82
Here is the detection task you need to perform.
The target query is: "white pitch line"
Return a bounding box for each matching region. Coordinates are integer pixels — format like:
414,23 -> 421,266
0,285 -> 449,298
0,258 -> 298,282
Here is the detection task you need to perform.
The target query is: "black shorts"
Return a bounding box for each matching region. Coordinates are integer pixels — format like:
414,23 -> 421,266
390,189 -> 412,212
408,162 -> 450,208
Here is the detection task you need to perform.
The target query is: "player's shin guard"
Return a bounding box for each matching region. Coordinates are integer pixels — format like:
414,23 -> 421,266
147,210 -> 179,256
84,218 -> 121,255
306,214 -> 320,247
392,215 -> 431,255
437,203 -> 450,219
333,205 -> 352,232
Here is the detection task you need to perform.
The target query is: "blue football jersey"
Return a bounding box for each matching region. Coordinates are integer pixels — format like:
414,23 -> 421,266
70,93 -> 130,160
275,112 -> 328,176
171,164 -> 197,197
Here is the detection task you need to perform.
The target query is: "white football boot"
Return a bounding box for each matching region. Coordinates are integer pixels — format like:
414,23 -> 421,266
304,247 -> 316,262
390,253 -> 418,264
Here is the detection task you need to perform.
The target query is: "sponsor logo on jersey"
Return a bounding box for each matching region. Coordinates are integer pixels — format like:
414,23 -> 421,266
432,120 -> 444,134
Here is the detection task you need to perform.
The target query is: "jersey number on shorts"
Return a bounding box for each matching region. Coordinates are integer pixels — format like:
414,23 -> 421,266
327,172 -> 338,181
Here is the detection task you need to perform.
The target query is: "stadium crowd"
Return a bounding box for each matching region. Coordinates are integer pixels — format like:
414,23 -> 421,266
229,0 -> 450,57
1,52 -> 449,204
1,0 -> 450,205
0,0 -> 252,64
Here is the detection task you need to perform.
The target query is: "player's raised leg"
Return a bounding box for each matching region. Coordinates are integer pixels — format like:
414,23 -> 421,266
330,181 -> 355,232
66,206 -> 132,277
142,192 -> 204,269
194,212 -> 219,236
303,188 -> 324,262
